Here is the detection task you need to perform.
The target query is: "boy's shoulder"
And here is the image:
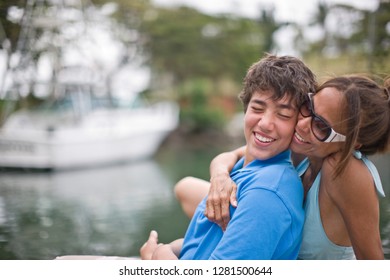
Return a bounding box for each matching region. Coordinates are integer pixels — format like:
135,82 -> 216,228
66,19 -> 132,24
243,163 -> 304,209
252,161 -> 300,187
234,160 -> 298,189
232,150 -> 301,192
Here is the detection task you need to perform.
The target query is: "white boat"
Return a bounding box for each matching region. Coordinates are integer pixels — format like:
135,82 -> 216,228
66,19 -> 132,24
0,93 -> 179,170
0,1 -> 180,170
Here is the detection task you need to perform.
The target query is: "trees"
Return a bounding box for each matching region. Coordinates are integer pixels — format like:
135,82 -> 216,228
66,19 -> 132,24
137,5 -> 273,132
1,0 -> 388,132
301,0 -> 389,76
367,0 -> 390,73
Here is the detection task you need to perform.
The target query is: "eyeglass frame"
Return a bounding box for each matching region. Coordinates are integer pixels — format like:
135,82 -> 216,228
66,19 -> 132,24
299,92 -> 346,143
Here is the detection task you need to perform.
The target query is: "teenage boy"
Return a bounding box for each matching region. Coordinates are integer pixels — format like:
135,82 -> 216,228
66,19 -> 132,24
140,54 -> 317,260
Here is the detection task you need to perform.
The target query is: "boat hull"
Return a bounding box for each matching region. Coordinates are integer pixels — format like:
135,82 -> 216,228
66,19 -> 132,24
0,102 -> 179,170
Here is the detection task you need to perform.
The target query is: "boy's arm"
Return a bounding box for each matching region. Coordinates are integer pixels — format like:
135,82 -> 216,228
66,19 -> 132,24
209,187 -> 298,260
140,230 -> 160,260
206,146 -> 245,230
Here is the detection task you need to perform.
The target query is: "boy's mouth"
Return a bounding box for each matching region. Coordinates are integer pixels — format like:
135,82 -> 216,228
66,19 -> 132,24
255,132 -> 275,143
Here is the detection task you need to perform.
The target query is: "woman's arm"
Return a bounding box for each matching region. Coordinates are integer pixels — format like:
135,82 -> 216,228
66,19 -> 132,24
151,239 -> 183,260
174,177 -> 210,219
322,156 -> 384,259
205,146 -> 245,230
174,146 -> 245,229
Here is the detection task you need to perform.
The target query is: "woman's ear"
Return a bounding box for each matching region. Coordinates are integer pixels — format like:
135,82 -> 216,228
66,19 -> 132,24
354,143 -> 362,150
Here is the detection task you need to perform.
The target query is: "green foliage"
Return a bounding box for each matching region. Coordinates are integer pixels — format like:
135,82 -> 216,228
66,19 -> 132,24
303,1 -> 390,74
177,79 -> 226,133
180,106 -> 226,133
135,5 -> 280,132
368,1 -> 390,73
1,0 -> 389,132
140,6 -> 267,84
0,0 -> 26,52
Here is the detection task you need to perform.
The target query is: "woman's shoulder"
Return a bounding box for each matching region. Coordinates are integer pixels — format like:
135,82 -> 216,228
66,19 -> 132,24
322,154 -> 375,201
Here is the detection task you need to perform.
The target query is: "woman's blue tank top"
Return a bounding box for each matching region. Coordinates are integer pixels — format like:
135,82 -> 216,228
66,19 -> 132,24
296,151 -> 385,260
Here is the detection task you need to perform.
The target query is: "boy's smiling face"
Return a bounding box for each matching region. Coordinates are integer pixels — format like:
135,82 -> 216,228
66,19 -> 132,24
244,90 -> 298,165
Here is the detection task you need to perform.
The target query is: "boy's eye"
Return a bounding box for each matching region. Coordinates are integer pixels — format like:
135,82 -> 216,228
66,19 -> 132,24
278,110 -> 295,119
278,113 -> 293,119
251,106 -> 264,112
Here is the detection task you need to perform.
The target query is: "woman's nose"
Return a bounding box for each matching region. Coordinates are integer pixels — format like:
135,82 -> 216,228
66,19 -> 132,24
296,114 -> 311,133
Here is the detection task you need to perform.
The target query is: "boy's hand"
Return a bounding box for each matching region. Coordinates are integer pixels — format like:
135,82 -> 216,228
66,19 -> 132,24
140,230 -> 161,260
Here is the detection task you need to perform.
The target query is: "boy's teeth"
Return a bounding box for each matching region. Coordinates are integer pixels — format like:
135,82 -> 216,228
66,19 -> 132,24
255,133 -> 274,143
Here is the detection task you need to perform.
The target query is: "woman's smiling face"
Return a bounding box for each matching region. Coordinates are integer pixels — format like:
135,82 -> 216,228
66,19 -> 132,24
290,87 -> 346,159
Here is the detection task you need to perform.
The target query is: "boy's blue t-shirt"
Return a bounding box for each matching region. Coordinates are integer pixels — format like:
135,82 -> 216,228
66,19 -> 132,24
179,150 -> 305,260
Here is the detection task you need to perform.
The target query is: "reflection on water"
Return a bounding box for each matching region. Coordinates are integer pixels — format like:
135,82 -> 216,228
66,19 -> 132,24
0,159 -> 188,259
0,149 -> 389,259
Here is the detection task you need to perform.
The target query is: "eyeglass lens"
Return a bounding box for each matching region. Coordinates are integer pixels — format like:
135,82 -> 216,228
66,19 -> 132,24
299,94 -> 331,141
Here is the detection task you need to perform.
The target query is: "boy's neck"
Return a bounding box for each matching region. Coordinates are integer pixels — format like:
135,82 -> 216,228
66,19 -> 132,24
244,149 -> 290,166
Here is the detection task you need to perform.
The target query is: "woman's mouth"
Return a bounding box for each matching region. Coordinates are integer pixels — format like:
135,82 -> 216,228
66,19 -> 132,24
294,132 -> 309,143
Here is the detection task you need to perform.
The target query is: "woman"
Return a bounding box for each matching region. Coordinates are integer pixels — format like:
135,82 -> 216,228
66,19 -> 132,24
175,75 -> 390,259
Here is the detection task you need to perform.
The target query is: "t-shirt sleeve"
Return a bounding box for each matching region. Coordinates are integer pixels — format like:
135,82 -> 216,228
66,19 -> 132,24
209,187 -> 292,260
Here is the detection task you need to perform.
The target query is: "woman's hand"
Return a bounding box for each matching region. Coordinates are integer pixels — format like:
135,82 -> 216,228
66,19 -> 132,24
205,172 -> 237,231
204,147 -> 244,231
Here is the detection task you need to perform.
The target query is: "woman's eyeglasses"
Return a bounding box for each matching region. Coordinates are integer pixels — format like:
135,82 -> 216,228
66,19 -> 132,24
299,92 -> 346,143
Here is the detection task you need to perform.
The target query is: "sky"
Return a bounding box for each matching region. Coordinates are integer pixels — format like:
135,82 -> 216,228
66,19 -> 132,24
152,0 -> 380,55
152,0 -> 379,24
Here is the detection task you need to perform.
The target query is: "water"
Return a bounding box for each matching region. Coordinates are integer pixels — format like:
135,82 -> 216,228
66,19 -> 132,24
0,144 -> 389,259
0,142 -> 218,260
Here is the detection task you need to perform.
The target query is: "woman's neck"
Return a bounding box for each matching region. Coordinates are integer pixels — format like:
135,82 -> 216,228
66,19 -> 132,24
302,157 -> 323,198
308,157 -> 323,175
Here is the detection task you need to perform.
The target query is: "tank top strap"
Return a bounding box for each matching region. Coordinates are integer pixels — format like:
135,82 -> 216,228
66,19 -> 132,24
296,153 -> 385,197
353,151 -> 386,197
295,157 -> 310,177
